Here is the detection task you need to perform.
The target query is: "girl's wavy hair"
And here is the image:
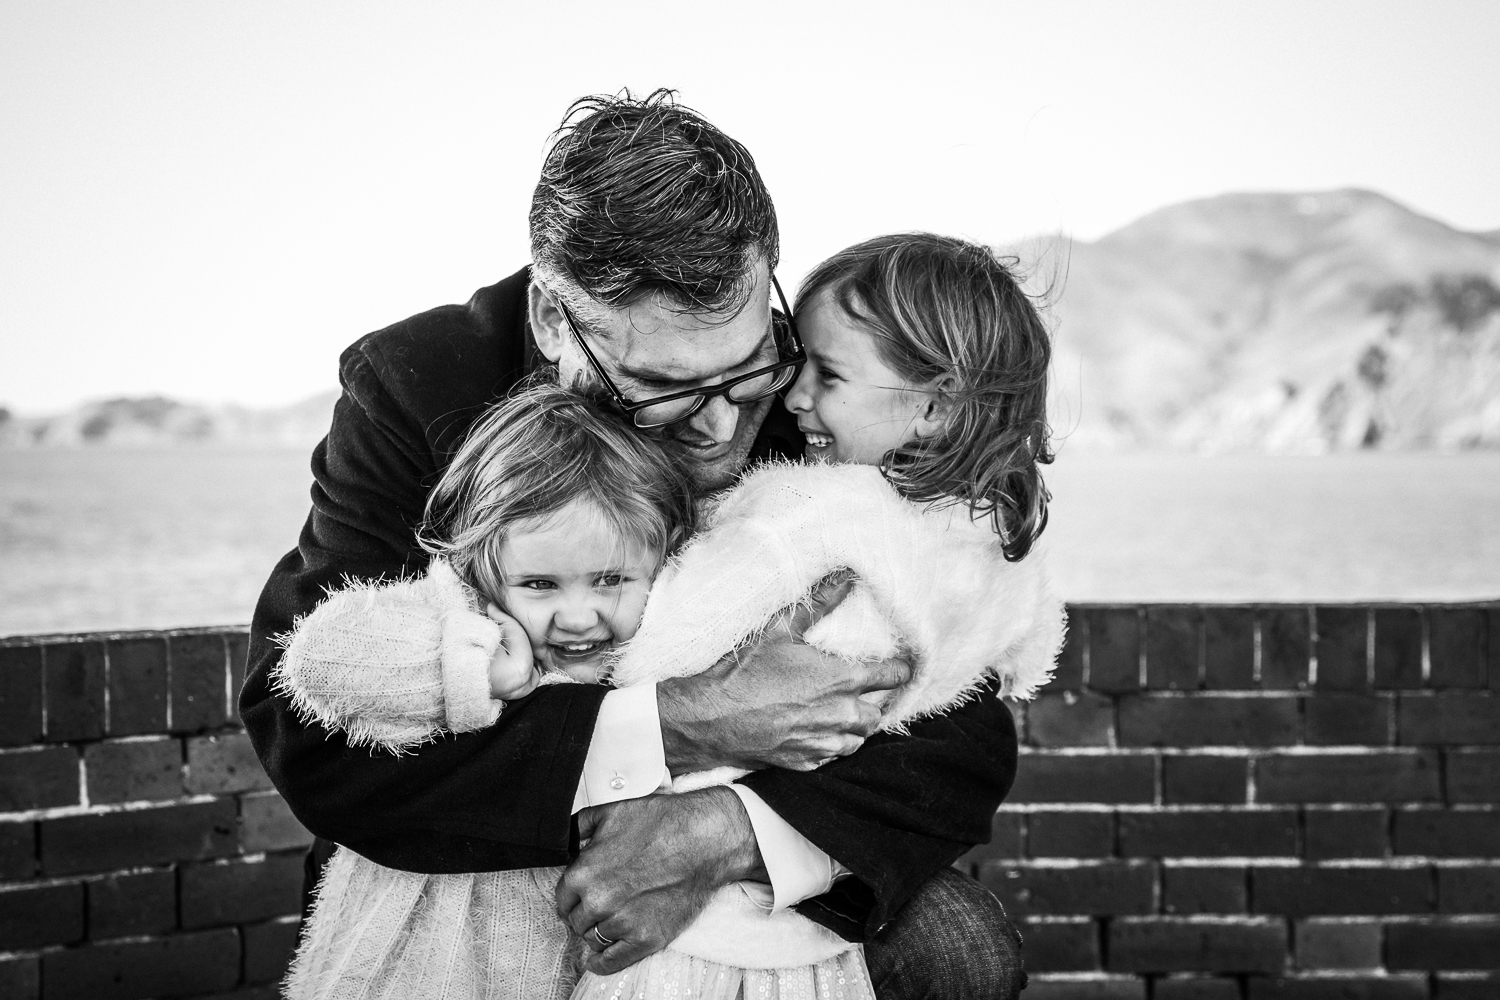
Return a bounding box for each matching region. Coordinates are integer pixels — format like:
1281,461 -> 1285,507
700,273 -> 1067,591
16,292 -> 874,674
418,376 -> 697,605
796,233 -> 1054,562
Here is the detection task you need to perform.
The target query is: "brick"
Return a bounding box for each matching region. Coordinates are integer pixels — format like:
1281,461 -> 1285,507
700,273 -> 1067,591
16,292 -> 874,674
106,637 -> 169,735
0,820 -> 36,878
1028,811 -> 1114,857
43,641 -> 106,741
1436,974 -> 1500,999
1009,754 -> 1156,804
1374,608 -> 1424,688
1316,607 -> 1369,690
1119,696 -> 1298,747
1162,866 -> 1246,914
1256,752 -> 1440,804
1303,809 -> 1387,860
1438,864 -> 1500,913
1120,811 -> 1297,857
961,811 -> 1022,865
1204,608 -> 1255,689
1023,978 -> 1146,1000
1147,606 -> 1200,690
185,732 -> 272,794
243,916 -> 300,984
1020,918 -> 1099,971
1261,608 -> 1311,689
1108,916 -> 1285,972
180,853 -> 304,929
41,927 -> 241,1000
1304,694 -> 1392,746
0,745 -> 79,811
1153,979 -> 1241,1000
239,791 -> 312,854
0,881 -> 84,948
1163,756 -> 1247,804
1046,613 -> 1085,691
1429,608 -> 1487,688
1387,919 -> 1500,970
1447,749 -> 1500,803
1294,918 -> 1381,969
227,631 -> 249,725
1394,810 -> 1500,856
1248,976 -> 1429,999
979,860 -> 1156,916
41,799 -> 238,875
1090,608 -> 1141,692
0,956 -> 39,1000
1252,865 -> 1431,915
170,633 -> 229,732
1400,693 -> 1500,745
88,868 -> 177,938
84,737 -> 183,804
1028,692 -> 1114,747
0,645 -> 44,746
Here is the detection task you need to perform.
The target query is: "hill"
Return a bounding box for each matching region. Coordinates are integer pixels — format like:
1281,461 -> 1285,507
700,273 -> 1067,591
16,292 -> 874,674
1035,189 -> 1500,452
0,392 -> 338,448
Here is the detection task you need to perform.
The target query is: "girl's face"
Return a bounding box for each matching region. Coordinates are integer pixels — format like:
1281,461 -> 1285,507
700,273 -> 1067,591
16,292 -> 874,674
495,499 -> 660,684
785,288 -> 944,466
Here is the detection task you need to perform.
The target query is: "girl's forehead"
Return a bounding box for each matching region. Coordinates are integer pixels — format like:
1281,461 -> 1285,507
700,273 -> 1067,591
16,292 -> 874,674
499,500 -> 658,574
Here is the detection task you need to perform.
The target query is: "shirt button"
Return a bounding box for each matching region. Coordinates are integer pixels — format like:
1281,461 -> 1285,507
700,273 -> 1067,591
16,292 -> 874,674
610,776 -> 626,791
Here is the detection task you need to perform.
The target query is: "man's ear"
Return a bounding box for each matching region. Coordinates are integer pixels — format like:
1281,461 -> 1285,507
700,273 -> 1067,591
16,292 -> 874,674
529,280 -> 567,363
911,376 -> 959,439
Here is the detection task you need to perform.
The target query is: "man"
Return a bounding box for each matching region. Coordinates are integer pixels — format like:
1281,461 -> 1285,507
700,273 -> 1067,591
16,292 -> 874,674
244,90 -> 1024,998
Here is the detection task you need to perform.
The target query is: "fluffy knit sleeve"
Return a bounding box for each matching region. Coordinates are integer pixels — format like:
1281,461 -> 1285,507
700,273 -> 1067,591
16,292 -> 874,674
272,560 -> 505,752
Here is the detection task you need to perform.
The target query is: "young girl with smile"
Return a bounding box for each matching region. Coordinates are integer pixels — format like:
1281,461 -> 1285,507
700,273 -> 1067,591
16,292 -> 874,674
277,233 -> 1063,1000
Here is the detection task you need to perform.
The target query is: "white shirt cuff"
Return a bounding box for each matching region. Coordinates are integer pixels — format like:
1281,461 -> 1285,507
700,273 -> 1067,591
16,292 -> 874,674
572,684 -> 671,813
727,784 -> 845,912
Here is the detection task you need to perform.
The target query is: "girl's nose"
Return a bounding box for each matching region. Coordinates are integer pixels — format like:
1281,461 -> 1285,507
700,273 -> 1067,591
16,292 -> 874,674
552,600 -> 603,634
784,366 -> 815,413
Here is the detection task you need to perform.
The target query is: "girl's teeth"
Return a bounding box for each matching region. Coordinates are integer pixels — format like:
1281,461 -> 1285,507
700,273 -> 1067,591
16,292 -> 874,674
806,434 -> 833,448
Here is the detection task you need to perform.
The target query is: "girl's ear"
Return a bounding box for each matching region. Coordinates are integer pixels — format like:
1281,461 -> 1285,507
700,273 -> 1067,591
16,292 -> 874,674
529,281 -> 568,363
911,376 -> 959,439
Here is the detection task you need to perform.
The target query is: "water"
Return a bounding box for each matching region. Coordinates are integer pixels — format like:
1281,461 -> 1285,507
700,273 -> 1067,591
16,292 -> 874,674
2,448 -> 1498,637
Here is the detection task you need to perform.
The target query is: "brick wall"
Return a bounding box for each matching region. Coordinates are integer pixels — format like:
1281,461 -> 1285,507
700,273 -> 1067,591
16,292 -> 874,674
0,628 -> 307,1000
1,604 -> 1495,1000
962,603 -> 1500,1000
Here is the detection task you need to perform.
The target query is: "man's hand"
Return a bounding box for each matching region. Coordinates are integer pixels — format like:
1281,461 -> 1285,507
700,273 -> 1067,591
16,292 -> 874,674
657,575 -> 913,774
556,787 -> 763,976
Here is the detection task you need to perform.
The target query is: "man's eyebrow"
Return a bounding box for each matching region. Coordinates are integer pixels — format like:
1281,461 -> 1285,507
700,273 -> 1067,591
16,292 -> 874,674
615,330 -> 773,385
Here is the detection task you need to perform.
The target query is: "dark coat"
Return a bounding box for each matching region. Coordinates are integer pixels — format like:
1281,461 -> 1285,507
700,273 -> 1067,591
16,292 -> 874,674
241,266 -> 1018,938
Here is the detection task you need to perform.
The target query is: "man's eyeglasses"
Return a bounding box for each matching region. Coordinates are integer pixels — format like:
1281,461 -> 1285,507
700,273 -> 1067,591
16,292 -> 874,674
554,276 -> 806,429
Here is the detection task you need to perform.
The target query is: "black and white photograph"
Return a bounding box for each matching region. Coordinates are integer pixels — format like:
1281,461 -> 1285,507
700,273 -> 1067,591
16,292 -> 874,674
1,3 -> 1497,998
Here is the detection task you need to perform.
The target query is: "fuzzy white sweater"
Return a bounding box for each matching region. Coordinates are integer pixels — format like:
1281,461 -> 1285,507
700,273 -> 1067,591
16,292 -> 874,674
276,462 -> 1065,1000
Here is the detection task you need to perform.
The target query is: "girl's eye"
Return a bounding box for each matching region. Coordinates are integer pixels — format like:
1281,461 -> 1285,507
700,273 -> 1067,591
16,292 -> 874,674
596,574 -> 625,588
816,365 -> 842,383
518,580 -> 556,592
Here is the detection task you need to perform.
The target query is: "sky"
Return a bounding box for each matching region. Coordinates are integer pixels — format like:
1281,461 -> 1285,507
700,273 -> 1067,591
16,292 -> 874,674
2,0 -> 1498,413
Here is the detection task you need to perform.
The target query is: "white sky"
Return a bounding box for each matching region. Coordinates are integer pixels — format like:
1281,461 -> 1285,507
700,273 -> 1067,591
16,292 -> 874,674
2,0 -> 1497,413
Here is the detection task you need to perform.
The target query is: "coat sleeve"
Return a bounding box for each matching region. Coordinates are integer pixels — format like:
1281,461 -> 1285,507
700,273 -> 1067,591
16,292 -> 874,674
242,347 -> 609,874
272,569 -> 507,754
742,677 -> 1017,939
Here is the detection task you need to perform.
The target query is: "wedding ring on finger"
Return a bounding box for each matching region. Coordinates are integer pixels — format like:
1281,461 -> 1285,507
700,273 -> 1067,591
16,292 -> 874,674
591,926 -> 617,949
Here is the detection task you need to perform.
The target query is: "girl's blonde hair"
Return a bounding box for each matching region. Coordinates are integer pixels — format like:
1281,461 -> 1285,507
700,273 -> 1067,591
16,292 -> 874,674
796,233 -> 1054,561
419,377 -> 697,605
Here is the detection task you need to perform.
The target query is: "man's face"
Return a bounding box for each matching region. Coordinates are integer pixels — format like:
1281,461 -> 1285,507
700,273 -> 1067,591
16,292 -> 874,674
531,261 -> 778,493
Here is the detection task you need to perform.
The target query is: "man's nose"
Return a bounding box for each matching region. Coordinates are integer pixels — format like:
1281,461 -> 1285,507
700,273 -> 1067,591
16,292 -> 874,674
686,394 -> 739,444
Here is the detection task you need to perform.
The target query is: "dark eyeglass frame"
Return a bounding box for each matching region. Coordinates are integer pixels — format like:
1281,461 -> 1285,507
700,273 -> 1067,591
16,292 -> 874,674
554,275 -> 807,429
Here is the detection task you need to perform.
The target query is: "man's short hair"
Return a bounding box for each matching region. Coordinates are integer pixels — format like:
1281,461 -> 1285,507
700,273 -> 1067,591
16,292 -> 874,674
530,89 -> 779,314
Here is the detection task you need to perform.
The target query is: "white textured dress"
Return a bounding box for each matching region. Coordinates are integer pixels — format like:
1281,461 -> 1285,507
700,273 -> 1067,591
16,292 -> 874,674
276,462 -> 1065,1000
